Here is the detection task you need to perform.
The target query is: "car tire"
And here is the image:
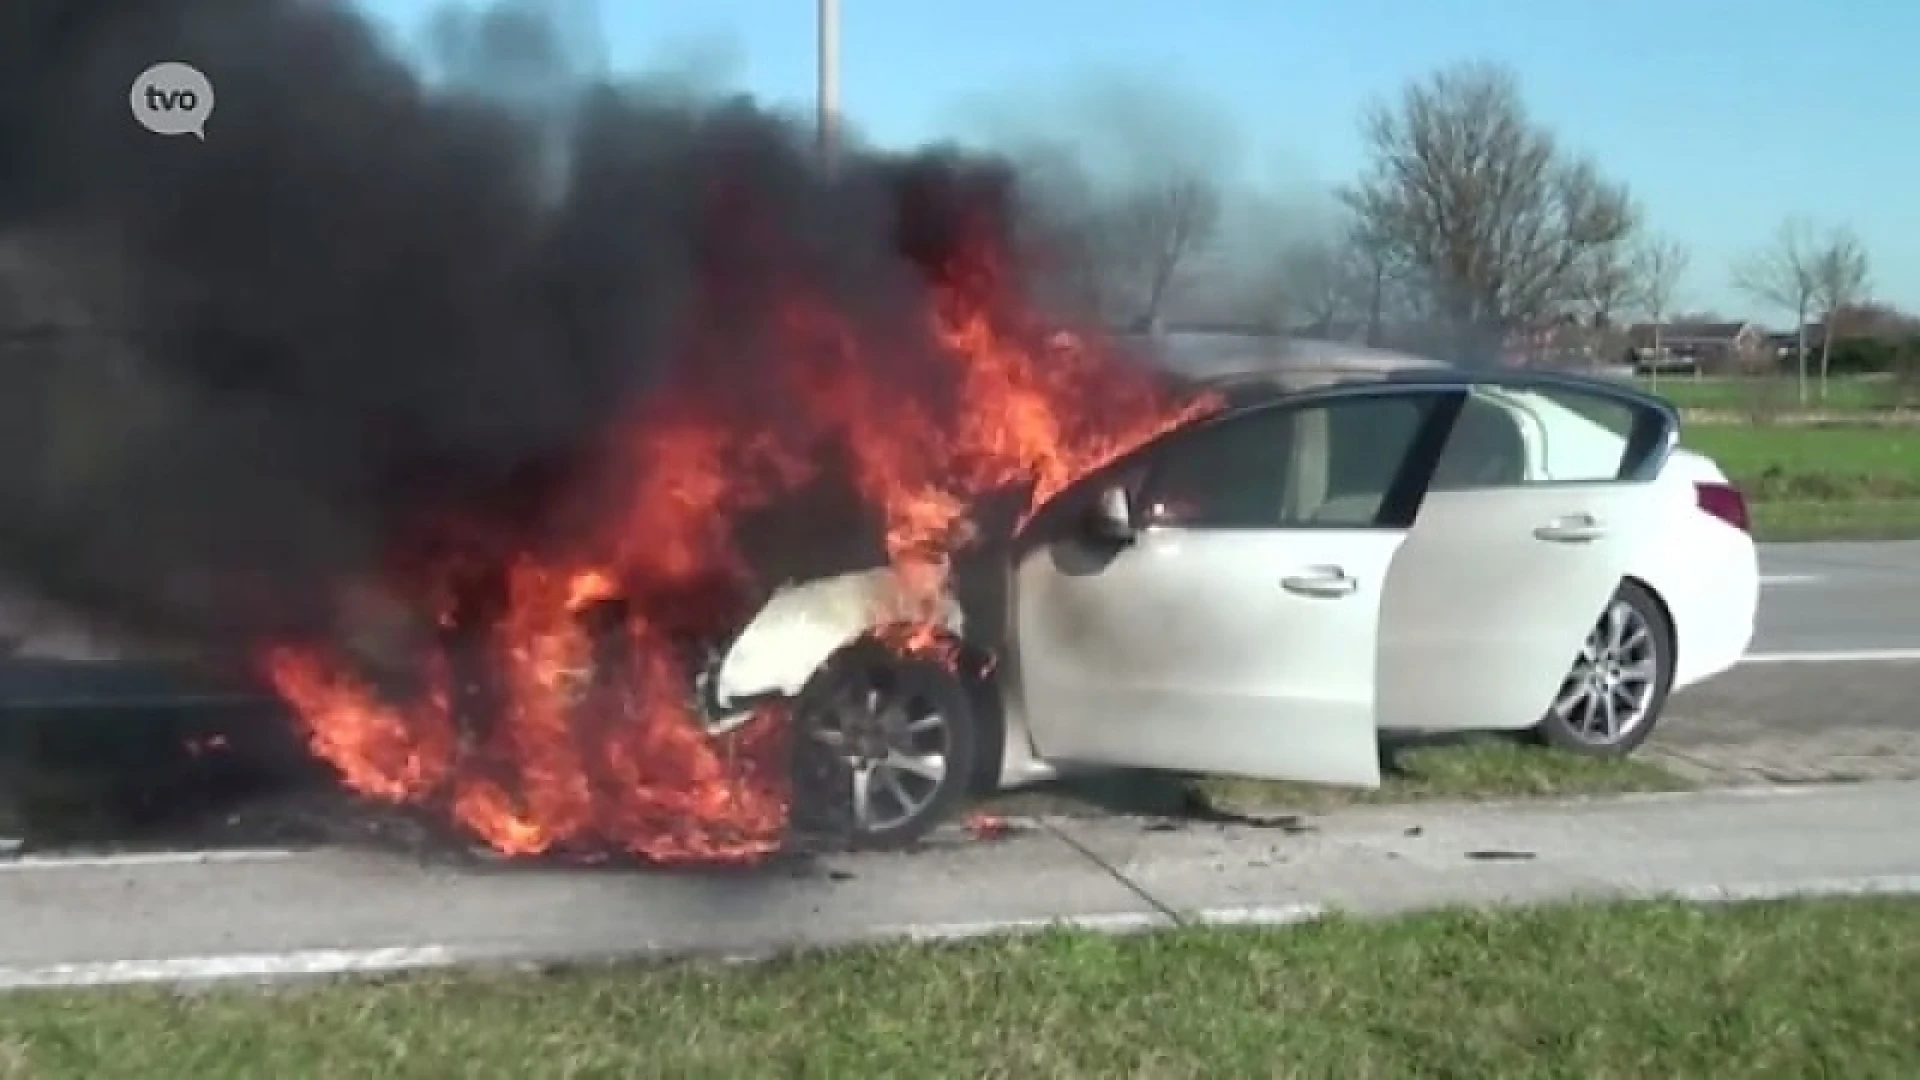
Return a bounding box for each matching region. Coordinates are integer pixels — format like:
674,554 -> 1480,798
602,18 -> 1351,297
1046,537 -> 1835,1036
1530,579 -> 1675,757
786,636 -> 978,851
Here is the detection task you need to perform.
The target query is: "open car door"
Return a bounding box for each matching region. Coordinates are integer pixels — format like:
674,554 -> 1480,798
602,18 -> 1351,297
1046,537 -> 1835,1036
1010,389 -> 1458,787
1375,379 -> 1679,732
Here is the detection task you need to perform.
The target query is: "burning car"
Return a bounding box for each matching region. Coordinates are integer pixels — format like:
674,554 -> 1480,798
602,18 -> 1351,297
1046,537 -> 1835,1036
0,0 -> 1754,862
563,341 -> 1758,849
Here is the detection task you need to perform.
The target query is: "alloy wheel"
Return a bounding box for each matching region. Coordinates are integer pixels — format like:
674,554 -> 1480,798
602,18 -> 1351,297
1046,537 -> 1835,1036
806,668 -> 952,833
1548,597 -> 1661,747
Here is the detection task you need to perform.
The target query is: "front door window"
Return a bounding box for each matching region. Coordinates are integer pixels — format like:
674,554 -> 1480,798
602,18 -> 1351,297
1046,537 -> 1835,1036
1140,394 -> 1443,531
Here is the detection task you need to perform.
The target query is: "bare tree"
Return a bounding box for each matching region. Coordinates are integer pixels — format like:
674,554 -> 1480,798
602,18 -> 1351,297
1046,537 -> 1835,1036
1256,212 -> 1421,344
1632,235 -> 1689,382
1268,235 -> 1349,334
1344,215 -> 1415,345
1100,177 -> 1223,329
1573,239 -> 1638,329
1338,62 -> 1637,363
1733,217 -> 1821,404
1809,227 -> 1871,396
956,72 -> 1237,328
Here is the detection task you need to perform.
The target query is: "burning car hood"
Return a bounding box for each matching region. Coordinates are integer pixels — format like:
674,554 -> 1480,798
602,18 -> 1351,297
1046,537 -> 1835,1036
711,566 -> 964,706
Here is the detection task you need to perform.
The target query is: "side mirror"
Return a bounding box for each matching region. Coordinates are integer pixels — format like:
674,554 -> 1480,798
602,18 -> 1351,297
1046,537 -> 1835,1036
1085,484 -> 1138,542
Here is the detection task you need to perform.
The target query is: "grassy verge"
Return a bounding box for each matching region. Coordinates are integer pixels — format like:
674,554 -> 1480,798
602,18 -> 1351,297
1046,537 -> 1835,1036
1680,422 -> 1920,540
1196,737 -> 1686,812
7,897 -> 1917,1078
1751,497 -> 1920,541
991,739 -> 1688,820
1640,374 -> 1914,413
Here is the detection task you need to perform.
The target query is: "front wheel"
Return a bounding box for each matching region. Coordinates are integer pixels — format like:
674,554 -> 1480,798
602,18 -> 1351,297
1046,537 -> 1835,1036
787,637 -> 978,850
1531,580 -> 1674,756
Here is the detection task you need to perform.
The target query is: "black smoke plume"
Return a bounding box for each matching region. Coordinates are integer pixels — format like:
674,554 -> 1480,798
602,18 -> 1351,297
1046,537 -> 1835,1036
0,0 -> 1032,652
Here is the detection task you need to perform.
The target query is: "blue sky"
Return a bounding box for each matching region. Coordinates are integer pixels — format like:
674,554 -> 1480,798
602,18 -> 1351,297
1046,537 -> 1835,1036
364,0 -> 1919,318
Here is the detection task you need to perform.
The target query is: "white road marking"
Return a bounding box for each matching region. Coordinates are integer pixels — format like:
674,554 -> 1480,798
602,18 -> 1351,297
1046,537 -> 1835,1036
891,903 -> 1330,944
1189,903 -> 1329,927
895,910 -> 1172,941
1760,573 -> 1825,586
1738,648 -> 1920,666
0,848 -> 299,873
0,945 -> 459,991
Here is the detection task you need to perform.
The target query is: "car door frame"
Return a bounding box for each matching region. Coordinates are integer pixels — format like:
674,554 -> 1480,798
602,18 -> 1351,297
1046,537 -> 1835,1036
1002,382 -> 1468,787
1374,371 -> 1682,734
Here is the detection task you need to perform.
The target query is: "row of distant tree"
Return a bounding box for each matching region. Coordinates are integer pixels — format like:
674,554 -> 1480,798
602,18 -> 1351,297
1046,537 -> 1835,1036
962,61 -> 1897,380
410,12 -> 1904,382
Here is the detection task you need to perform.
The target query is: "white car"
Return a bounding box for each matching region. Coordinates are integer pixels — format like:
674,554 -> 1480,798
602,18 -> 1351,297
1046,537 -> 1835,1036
692,345 -> 1761,847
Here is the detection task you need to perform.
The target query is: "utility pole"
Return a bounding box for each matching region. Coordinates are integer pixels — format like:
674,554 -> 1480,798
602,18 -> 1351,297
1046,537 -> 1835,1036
816,0 -> 840,168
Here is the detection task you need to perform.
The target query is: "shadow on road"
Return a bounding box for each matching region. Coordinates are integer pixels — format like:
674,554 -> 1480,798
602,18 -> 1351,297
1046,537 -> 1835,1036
0,668 -> 328,852
982,732 -> 1483,820
0,658 -> 1502,858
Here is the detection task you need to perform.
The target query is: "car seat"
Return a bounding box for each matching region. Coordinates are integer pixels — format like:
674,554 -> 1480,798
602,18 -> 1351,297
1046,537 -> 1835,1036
1429,394 -> 1527,489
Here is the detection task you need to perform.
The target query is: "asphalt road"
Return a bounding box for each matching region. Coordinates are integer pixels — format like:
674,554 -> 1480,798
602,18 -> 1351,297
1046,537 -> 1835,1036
3,781 -> 1917,990
1650,541 -> 1920,783
1749,540 -> 1920,655
0,541 -> 1915,990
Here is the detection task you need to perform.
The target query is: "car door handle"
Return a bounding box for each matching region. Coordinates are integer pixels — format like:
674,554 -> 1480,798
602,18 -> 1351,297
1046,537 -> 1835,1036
1533,514 -> 1608,543
1281,566 -> 1358,598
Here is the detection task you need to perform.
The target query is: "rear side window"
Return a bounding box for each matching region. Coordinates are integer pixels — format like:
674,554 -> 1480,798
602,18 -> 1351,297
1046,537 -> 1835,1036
1141,394 -> 1439,529
1429,385 -> 1664,489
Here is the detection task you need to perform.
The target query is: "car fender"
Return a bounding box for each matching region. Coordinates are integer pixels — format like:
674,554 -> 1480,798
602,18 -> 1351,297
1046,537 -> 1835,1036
712,567 -> 964,702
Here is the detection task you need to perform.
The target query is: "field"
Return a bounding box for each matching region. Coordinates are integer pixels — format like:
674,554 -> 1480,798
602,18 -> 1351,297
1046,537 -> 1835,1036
1640,372 -> 1919,414
1645,375 -> 1920,540
5,896 -> 1916,1078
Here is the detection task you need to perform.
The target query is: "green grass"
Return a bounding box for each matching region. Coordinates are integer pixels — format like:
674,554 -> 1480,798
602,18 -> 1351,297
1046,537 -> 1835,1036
1683,424 -> 1920,493
1640,374 -> 1915,413
1678,422 -> 1920,540
7,897 -> 1918,1078
988,739 -> 1688,820
1195,737 -> 1686,813
1620,375 -> 1920,538
1751,498 -> 1920,541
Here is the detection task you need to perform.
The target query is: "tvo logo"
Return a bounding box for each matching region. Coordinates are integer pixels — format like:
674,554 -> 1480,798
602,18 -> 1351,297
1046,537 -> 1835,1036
130,62 -> 215,140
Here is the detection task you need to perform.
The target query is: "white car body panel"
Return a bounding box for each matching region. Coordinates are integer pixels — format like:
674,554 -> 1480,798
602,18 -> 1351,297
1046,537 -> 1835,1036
1005,528 -> 1397,787
1377,483 -> 1656,732
713,568 -> 962,703
703,355 -> 1760,802
1446,386 -> 1758,697
1633,448 -> 1759,689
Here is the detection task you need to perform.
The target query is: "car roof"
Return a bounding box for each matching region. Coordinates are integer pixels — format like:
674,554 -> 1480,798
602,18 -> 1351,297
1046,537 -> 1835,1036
1128,331 -> 1454,408
1133,331 -> 1443,377
1124,330 -> 1678,419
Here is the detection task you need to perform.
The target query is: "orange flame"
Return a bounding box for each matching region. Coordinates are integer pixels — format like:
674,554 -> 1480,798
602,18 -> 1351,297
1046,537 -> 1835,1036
260,226 -> 1210,864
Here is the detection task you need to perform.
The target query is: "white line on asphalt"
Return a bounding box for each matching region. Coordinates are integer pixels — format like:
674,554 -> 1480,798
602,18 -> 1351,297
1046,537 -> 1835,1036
0,848 -> 300,873
1189,903 -> 1330,927
895,911 -> 1172,941
889,903 -> 1329,944
1760,573 -> 1825,586
0,945 -> 460,991
1739,648 -> 1920,666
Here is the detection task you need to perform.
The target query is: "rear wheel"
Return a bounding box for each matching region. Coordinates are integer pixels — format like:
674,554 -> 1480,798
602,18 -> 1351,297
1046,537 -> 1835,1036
1531,580 -> 1674,756
788,637 -> 977,850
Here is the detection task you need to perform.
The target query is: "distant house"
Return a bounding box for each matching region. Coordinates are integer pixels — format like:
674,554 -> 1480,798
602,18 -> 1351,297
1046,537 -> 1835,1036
1764,323 -> 1830,362
1501,315 -> 1624,370
1626,321 -> 1767,373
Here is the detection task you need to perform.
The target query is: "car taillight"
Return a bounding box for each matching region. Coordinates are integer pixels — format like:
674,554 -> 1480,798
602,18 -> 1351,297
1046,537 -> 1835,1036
1696,482 -> 1750,532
